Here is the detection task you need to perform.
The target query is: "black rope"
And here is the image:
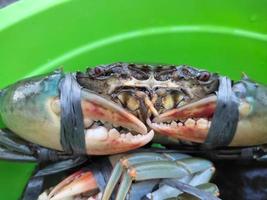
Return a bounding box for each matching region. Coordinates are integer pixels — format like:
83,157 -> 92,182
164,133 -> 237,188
34,157 -> 88,177
36,147 -> 63,162
203,77 -> 239,149
59,73 -> 86,155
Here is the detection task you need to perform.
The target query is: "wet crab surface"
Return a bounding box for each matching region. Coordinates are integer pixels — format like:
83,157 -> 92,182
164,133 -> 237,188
1,62 -> 267,200
2,62 -> 267,155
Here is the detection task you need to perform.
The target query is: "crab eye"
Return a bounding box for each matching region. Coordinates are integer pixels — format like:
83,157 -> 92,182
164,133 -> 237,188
94,67 -> 103,75
198,71 -> 210,82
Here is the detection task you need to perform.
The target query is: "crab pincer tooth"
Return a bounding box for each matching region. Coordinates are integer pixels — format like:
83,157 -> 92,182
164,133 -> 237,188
153,95 -> 217,123
147,118 -> 207,143
85,129 -> 154,155
49,170 -> 98,200
81,90 -> 147,134
149,95 -> 217,143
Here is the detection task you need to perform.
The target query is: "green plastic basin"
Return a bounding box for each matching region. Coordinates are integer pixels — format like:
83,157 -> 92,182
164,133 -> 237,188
0,0 -> 267,199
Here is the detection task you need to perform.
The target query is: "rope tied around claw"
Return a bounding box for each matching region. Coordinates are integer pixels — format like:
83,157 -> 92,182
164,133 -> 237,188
203,77 -> 239,149
59,73 -> 86,155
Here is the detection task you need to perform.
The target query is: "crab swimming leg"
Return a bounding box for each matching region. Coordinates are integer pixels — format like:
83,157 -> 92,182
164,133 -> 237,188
147,163 -> 218,199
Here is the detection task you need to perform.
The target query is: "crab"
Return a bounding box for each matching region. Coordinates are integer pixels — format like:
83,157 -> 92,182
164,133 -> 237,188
0,63 -> 267,199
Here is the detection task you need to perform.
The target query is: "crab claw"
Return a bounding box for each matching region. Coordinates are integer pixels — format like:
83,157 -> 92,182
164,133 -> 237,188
81,91 -> 147,135
80,90 -> 154,155
40,86 -> 154,155
149,95 -> 216,143
51,88 -> 154,155
0,71 -> 153,156
48,170 -> 98,200
152,78 -> 267,147
52,90 -> 154,155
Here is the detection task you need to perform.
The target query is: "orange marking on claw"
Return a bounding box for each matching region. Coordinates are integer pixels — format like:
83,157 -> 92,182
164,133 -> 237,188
128,168 -> 137,179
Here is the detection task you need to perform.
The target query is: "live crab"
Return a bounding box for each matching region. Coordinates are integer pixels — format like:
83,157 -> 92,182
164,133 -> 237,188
0,63 -> 267,199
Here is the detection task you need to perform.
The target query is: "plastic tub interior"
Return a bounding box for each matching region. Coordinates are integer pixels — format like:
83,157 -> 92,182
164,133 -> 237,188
0,0 -> 267,199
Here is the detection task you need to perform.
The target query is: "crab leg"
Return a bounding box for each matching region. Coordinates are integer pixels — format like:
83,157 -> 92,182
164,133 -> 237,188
45,153 -> 174,200
126,158 -> 212,181
102,152 -> 212,200
126,180 -> 160,200
115,158 -> 213,200
102,152 -> 177,200
116,172 -> 132,200
156,181 -> 219,200
40,152 -> 218,200
147,183 -> 218,200
147,166 -> 215,199
189,167 -> 215,186
177,183 -> 219,199
100,162 -> 122,199
0,129 -> 36,161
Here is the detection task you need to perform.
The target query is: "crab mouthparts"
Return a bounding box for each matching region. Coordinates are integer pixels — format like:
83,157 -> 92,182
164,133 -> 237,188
150,95 -> 217,143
